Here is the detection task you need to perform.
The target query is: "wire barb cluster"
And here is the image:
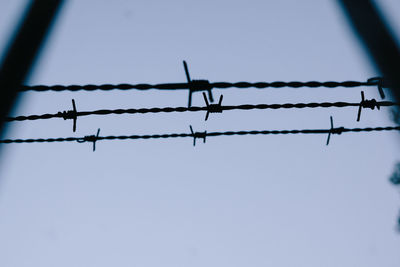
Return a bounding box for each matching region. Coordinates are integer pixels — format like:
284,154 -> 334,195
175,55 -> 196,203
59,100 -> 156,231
76,128 -> 100,151
357,91 -> 381,121
183,61 -> 214,107
189,125 -> 206,146
57,99 -> 78,132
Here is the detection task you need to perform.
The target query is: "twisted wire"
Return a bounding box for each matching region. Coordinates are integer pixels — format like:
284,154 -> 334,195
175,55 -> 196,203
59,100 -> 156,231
1,126 -> 399,144
19,80 -> 375,92
5,100 -> 399,122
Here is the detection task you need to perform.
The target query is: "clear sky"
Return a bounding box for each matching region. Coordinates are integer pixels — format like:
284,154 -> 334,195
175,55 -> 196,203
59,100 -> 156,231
0,0 -> 400,266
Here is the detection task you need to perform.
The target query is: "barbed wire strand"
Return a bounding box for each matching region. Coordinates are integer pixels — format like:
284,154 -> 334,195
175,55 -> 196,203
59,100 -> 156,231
1,126 -> 399,144
5,100 -> 399,122
19,80 -> 379,92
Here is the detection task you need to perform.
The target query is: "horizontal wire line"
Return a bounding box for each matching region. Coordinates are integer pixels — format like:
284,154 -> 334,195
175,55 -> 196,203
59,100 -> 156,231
5,101 -> 399,122
1,126 -> 399,144
19,80 -> 374,92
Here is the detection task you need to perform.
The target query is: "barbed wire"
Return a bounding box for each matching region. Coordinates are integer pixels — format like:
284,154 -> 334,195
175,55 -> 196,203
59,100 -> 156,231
5,93 -> 398,129
18,61 -> 387,107
20,80 -> 376,92
1,123 -> 399,149
15,61 -> 386,107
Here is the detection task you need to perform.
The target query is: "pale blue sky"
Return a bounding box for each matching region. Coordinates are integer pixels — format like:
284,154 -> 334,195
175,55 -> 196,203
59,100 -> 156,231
0,1 -> 400,266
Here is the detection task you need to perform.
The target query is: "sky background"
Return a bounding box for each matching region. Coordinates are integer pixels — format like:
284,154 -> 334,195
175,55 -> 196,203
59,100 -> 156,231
0,0 -> 400,266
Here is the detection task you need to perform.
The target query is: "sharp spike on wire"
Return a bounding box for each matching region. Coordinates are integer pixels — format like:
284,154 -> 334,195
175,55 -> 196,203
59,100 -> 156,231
326,116 -> 334,146
203,92 -> 210,121
72,99 -> 77,132
378,83 -> 385,99
189,125 -> 207,146
183,60 -> 191,83
184,60 -> 193,107
357,91 -> 381,122
188,91 -> 193,108
189,125 -> 196,146
93,128 -> 100,151
207,89 -> 214,103
357,91 -> 365,122
368,77 -> 385,99
218,95 -> 223,105
183,60 -> 213,107
326,116 -> 344,146
76,128 -> 100,151
72,98 -> 77,111
203,92 -> 210,106
326,132 -> 331,146
203,93 -> 223,121
56,99 -> 78,132
205,111 -> 210,121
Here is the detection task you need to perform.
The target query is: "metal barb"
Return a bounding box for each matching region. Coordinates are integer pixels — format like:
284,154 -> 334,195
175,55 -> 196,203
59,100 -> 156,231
57,99 -> 78,132
203,92 -> 223,121
189,125 -> 206,146
367,77 -> 385,99
326,116 -> 344,146
77,128 -> 100,151
183,60 -> 213,107
357,91 -> 380,121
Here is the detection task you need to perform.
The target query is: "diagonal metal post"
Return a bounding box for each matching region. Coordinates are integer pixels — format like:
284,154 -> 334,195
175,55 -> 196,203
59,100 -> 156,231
0,0 -> 64,137
337,0 -> 400,102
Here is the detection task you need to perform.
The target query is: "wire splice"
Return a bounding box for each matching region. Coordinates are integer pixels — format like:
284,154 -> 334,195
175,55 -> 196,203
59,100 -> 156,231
326,116 -> 344,146
357,91 -> 380,121
183,60 -> 213,107
76,128 -> 100,151
189,125 -> 206,146
203,92 -> 223,120
57,99 -> 78,132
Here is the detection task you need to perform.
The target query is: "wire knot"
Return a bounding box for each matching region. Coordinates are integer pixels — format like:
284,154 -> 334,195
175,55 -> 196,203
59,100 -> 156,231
189,125 -> 206,146
326,116 -> 344,146
183,60 -> 214,107
361,98 -> 379,110
57,99 -> 78,132
357,91 -> 381,121
58,110 -> 76,120
203,92 -> 223,121
367,77 -> 385,99
77,128 -> 100,151
189,79 -> 212,92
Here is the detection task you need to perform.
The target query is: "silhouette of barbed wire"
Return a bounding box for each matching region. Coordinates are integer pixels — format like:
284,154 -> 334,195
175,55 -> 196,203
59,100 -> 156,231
1,125 -> 399,144
5,99 -> 399,123
19,79 -> 380,92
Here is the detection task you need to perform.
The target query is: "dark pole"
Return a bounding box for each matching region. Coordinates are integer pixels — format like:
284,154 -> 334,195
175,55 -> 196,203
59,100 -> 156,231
337,0 -> 400,101
0,0 -> 64,137
338,0 -> 400,230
